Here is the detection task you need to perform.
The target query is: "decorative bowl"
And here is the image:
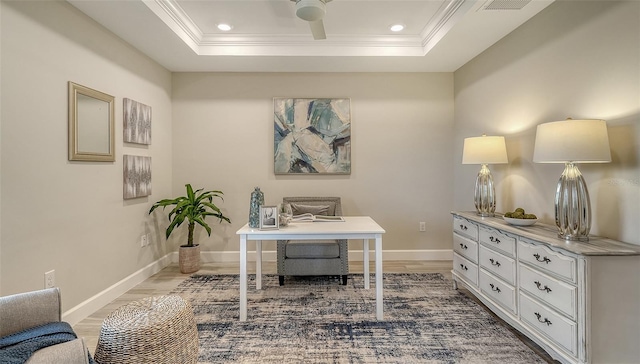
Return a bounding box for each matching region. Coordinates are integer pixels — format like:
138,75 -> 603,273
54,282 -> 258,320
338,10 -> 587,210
503,216 -> 537,226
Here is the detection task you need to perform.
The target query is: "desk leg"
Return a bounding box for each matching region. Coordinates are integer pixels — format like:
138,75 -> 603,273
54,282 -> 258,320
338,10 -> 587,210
376,234 -> 383,320
363,239 -> 370,290
240,235 -> 247,322
255,240 -> 262,290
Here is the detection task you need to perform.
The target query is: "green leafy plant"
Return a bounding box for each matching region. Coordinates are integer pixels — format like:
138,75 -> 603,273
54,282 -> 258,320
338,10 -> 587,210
149,184 -> 231,247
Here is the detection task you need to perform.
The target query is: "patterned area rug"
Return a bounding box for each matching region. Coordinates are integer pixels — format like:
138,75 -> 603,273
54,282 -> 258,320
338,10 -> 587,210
170,273 -> 547,364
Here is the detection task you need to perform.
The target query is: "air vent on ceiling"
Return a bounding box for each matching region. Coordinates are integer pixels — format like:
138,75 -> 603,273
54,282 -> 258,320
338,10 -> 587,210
483,0 -> 531,10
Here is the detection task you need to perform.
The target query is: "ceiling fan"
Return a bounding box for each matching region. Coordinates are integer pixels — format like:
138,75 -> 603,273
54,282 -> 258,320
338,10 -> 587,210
290,0 -> 333,40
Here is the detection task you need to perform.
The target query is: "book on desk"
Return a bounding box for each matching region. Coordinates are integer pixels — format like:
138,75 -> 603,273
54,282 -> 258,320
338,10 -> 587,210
290,213 -> 345,222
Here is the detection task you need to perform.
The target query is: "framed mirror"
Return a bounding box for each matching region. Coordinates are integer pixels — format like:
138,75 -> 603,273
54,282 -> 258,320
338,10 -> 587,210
68,82 -> 115,161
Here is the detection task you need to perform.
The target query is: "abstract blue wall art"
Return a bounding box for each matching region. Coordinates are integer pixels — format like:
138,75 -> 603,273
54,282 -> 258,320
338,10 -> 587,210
274,98 -> 351,174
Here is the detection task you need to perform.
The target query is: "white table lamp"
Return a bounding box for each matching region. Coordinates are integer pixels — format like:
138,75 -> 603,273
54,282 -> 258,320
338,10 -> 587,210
462,135 -> 508,217
533,119 -> 611,241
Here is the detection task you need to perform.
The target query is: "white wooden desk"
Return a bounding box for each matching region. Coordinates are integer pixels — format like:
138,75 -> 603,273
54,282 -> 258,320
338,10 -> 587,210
236,216 -> 386,321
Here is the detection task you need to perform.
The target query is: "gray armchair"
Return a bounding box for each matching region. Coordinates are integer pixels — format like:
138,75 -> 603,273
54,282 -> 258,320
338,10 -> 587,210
0,287 -> 89,364
277,197 -> 349,285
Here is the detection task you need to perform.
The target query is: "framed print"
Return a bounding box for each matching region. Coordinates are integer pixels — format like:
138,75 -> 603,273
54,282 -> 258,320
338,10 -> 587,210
274,98 -> 351,174
259,205 -> 279,230
123,98 -> 152,145
123,155 -> 151,199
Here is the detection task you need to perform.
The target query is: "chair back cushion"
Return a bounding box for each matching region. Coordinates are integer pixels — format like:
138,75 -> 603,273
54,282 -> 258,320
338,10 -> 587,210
282,197 -> 342,216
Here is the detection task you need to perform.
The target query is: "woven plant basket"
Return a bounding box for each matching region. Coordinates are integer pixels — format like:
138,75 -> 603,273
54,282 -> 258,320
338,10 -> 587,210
179,244 -> 200,274
94,295 -> 198,364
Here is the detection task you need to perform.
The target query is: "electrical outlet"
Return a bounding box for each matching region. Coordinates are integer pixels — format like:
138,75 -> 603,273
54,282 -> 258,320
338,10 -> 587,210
140,234 -> 148,247
419,222 -> 426,232
44,270 -> 55,288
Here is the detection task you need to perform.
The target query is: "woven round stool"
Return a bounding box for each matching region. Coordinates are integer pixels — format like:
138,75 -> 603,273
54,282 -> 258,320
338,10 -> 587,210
94,295 -> 198,364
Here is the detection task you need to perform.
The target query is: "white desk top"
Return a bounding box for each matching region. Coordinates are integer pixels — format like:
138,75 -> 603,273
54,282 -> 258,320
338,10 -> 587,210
236,216 -> 385,239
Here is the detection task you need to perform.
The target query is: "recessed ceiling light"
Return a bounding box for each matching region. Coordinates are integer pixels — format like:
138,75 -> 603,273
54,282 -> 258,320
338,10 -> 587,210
217,23 -> 232,31
389,24 -> 405,32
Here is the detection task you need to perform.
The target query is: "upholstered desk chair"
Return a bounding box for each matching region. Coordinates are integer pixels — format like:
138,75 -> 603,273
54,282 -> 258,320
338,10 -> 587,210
277,197 -> 349,285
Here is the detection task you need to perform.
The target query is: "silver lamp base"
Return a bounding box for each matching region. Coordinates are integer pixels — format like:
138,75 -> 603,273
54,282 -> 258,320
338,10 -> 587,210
474,164 -> 496,217
555,162 -> 591,241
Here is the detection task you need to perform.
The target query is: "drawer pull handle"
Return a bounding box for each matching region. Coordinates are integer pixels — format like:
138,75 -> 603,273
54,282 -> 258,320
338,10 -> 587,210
534,281 -> 552,293
490,283 -> 501,293
534,312 -> 552,326
489,258 -> 501,267
489,236 -> 501,244
459,243 -> 468,250
533,253 -> 551,264
460,264 -> 468,271
460,224 -> 468,231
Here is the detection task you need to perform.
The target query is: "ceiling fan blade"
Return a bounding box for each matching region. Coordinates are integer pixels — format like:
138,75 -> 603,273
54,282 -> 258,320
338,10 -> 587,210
309,20 -> 326,40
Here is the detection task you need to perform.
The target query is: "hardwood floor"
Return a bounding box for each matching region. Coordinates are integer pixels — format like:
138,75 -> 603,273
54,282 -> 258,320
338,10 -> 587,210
73,260 -> 555,363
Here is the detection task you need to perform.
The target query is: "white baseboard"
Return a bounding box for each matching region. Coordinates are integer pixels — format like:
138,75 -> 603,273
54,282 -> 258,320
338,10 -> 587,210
63,254 -> 172,326
65,249 -> 451,326
200,249 -> 453,262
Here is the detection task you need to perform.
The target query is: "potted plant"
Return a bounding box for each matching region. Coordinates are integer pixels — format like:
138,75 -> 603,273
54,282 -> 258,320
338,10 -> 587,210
149,184 -> 231,273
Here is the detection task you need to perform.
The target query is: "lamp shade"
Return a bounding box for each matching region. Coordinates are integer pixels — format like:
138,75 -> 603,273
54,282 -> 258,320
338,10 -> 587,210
462,135 -> 508,165
533,119 -> 611,163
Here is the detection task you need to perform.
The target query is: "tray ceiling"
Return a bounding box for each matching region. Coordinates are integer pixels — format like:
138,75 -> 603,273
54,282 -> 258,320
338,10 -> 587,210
67,0 -> 554,72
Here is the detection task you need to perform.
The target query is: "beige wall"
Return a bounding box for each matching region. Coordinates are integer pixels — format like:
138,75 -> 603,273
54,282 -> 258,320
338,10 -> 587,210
453,0 -> 640,245
170,72 -> 455,254
0,1 -> 173,308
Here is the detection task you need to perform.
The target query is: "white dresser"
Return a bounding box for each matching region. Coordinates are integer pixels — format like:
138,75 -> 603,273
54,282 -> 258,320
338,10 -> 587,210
451,211 -> 640,364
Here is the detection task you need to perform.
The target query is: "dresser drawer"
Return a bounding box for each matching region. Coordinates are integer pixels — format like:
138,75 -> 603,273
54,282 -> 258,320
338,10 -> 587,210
520,293 -> 577,356
453,253 -> 478,286
519,264 -> 577,320
479,270 -> 516,314
479,245 -> 515,285
453,216 -> 478,240
518,240 -> 577,283
453,233 -> 478,263
479,226 -> 515,257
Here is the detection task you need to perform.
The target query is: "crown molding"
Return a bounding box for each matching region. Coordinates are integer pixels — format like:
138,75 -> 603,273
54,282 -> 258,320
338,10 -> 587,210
420,0 -> 477,53
142,0 -> 475,57
143,0 -> 203,52
197,34 -> 425,56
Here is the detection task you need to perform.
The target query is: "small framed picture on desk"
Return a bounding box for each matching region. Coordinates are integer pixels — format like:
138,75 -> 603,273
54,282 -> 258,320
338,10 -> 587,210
259,205 -> 279,230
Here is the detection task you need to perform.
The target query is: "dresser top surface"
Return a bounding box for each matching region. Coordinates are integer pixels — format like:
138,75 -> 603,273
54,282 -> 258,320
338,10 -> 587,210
452,211 -> 640,256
